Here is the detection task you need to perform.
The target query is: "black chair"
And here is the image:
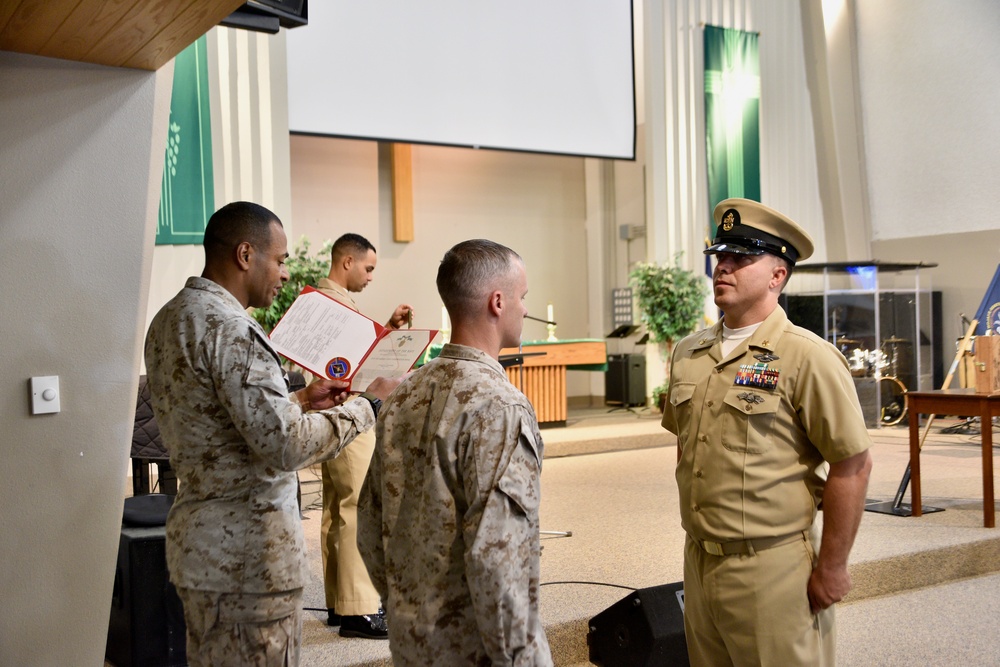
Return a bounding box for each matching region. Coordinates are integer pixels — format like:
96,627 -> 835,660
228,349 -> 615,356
131,376 -> 176,496
287,369 -> 306,393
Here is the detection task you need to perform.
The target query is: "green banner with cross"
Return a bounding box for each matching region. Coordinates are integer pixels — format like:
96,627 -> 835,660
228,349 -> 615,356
156,35 -> 215,245
704,25 -> 760,240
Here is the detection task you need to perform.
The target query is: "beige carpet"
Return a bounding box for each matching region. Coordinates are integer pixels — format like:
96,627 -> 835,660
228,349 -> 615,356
295,410 -> 1000,666
109,408 -> 1000,666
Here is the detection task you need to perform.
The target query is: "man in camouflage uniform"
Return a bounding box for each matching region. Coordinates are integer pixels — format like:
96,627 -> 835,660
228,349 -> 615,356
145,201 -> 400,666
358,239 -> 553,666
662,198 -> 873,666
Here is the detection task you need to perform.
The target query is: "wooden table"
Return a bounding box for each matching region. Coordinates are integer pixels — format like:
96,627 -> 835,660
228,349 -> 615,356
501,340 -> 607,425
907,389 -> 1000,527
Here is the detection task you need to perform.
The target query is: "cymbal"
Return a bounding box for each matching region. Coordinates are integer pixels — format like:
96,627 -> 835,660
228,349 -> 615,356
835,337 -> 859,345
882,336 -> 910,344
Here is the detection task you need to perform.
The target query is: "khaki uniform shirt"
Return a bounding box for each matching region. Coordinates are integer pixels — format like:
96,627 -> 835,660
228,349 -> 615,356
316,276 -> 358,311
358,344 -> 553,666
662,306 -> 871,542
145,277 -> 375,594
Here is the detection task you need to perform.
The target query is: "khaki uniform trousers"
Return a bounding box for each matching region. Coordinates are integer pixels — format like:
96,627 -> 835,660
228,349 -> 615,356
176,587 -> 302,667
320,418 -> 380,615
682,531 -> 835,667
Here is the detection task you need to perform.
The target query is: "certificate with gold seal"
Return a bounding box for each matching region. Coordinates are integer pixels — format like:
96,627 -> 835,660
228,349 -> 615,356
269,286 -> 437,391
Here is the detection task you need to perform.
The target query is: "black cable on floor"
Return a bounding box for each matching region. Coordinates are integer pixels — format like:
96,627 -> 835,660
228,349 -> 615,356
303,582 -> 638,615
540,580 -> 636,591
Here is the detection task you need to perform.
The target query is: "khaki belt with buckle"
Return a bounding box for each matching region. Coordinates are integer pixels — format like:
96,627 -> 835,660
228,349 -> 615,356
698,531 -> 807,557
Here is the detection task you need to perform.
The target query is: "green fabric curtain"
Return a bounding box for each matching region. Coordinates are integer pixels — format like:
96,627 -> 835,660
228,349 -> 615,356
156,35 -> 215,245
704,25 -> 760,240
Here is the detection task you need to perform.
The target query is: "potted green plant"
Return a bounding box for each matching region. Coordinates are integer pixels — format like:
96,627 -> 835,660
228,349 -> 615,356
650,380 -> 672,413
252,236 -> 332,333
629,257 -> 708,410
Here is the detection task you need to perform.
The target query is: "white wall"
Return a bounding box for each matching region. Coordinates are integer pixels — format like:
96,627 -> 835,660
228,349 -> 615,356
857,0 -> 1000,241
861,0 -> 1000,352
0,53 -> 170,665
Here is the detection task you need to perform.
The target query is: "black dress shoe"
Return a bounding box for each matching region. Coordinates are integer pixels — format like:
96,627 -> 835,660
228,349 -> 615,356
326,609 -> 341,627
339,609 -> 388,639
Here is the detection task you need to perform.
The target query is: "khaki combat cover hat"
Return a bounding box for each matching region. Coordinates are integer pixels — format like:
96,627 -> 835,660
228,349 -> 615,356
706,198 -> 815,265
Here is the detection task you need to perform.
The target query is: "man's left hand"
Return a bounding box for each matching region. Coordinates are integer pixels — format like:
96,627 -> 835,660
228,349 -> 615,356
807,562 -> 851,613
387,304 -> 413,330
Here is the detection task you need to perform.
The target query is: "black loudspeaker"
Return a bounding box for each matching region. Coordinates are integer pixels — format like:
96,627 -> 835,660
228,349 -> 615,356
222,0 -> 308,33
106,526 -> 187,667
588,582 -> 689,667
605,354 -> 646,406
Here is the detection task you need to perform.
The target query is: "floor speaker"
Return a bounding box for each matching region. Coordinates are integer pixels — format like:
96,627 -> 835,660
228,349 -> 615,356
605,354 -> 646,406
106,525 -> 187,667
587,582 -> 689,667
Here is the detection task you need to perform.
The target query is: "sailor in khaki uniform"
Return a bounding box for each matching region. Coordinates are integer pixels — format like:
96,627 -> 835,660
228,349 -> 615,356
316,233 -> 412,639
662,199 -> 873,666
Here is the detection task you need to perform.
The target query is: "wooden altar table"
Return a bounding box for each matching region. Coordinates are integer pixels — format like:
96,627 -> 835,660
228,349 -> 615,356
501,340 -> 607,426
907,389 -> 1000,527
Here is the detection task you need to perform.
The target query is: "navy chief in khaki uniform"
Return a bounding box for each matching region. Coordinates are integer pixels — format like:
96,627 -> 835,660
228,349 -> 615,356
661,198 -> 873,666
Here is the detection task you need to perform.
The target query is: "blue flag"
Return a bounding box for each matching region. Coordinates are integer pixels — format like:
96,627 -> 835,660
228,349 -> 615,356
974,264 -> 1000,336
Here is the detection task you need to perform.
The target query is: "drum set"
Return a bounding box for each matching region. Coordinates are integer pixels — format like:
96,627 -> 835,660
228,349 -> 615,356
836,335 -> 911,426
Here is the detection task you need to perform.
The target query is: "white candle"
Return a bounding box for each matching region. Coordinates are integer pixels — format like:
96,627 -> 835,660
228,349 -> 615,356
442,306 -> 449,331
547,303 -> 554,323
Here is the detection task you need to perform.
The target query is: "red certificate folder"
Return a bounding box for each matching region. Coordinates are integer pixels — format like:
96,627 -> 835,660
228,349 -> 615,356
268,286 -> 437,391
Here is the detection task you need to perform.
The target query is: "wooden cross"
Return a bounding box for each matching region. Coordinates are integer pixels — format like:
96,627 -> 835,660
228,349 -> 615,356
390,144 -> 414,242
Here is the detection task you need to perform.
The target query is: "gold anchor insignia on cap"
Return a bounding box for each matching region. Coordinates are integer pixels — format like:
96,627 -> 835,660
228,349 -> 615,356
721,209 -> 738,232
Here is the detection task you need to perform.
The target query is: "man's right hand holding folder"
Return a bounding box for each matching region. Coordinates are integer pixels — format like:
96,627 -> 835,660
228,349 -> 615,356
296,375 -> 406,413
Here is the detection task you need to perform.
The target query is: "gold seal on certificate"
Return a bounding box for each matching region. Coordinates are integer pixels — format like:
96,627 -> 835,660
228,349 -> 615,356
269,286 -> 438,391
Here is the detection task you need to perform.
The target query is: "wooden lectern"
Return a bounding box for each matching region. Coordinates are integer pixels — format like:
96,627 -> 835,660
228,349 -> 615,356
501,340 -> 607,426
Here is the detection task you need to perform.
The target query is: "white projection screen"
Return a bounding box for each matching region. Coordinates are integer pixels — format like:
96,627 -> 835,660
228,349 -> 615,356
286,1 -> 636,160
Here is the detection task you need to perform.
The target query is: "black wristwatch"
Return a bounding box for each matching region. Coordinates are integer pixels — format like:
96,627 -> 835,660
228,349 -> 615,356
359,392 -> 382,418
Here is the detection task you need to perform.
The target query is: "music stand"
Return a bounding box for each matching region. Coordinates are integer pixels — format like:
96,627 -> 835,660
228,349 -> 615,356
607,324 -> 639,337
606,324 -> 640,355
498,352 -> 546,368
605,326 -> 643,416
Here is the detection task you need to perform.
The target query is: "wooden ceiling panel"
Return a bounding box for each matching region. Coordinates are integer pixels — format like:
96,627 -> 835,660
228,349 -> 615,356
0,1 -> 25,36
123,0 -> 243,70
40,0 -> 140,64
0,0 -> 244,71
0,1 -> 79,55
82,0 -> 195,68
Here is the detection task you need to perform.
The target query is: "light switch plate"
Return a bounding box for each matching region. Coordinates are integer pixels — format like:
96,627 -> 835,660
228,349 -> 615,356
31,376 -> 60,415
